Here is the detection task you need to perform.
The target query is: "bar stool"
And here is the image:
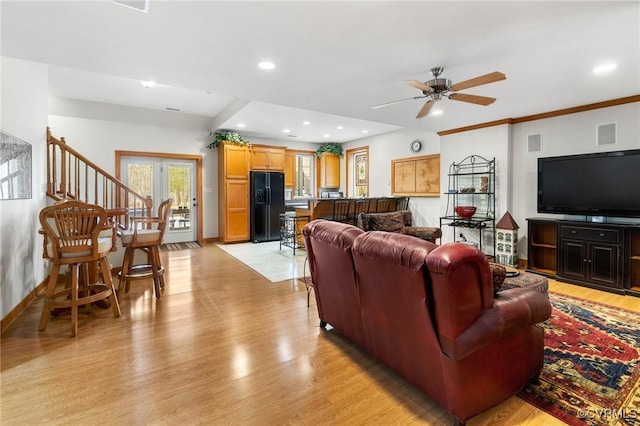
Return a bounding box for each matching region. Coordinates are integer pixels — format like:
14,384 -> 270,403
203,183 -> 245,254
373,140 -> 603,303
349,199 -> 370,225
375,197 -> 391,213
332,200 -> 351,223
118,198 -> 172,299
38,200 -> 121,337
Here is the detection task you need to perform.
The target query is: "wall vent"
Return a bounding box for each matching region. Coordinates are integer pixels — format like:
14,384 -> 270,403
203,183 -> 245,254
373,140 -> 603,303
527,134 -> 541,152
112,0 -> 149,12
597,123 -> 616,146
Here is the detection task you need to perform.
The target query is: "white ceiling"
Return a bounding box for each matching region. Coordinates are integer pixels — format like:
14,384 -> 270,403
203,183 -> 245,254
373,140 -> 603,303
2,1 -> 639,144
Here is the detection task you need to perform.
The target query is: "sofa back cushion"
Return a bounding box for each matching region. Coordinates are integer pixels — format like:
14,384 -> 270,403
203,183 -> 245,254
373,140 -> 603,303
352,231 -> 445,400
425,242 -> 494,356
302,220 -> 366,348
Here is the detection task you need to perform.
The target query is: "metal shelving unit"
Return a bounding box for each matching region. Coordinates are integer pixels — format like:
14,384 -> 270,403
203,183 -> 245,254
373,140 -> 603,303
440,155 -> 496,255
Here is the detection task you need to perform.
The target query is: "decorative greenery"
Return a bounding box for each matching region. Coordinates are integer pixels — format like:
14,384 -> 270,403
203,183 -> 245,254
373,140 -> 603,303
206,130 -> 251,149
315,143 -> 343,157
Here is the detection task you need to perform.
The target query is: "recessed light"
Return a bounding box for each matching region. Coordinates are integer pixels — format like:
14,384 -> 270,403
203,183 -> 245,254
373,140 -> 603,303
139,80 -> 156,88
323,134 -> 331,138
302,121 -> 310,125
593,62 -> 617,74
361,130 -> 369,134
283,128 -> 290,133
258,60 -> 276,70
337,125 -> 344,130
431,109 -> 443,116
237,123 -> 246,128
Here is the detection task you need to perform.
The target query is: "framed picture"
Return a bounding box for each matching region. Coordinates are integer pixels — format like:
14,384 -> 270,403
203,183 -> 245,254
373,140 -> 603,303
0,131 -> 32,200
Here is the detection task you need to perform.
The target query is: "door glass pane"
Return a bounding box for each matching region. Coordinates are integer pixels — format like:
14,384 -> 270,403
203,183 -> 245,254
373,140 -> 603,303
127,164 -> 153,217
168,164 -> 191,230
354,151 -> 368,197
295,154 -> 314,197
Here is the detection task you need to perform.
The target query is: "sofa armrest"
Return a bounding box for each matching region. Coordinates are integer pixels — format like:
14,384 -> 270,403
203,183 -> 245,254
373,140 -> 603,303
438,287 -> 551,360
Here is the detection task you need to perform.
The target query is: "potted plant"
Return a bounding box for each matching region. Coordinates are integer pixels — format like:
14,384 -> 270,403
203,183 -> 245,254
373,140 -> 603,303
206,130 -> 251,149
315,143 -> 343,157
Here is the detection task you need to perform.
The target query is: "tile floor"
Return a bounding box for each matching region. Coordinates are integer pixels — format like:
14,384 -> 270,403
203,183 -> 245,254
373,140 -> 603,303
216,240 -> 307,282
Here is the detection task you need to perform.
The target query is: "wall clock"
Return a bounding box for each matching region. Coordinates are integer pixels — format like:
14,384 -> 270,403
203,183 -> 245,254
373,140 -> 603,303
410,139 -> 422,153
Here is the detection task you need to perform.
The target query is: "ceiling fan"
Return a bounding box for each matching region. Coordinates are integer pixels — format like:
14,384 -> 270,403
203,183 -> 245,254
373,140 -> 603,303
373,67 -> 506,118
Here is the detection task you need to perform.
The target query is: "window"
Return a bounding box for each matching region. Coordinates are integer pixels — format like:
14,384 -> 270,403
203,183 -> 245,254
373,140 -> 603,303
294,153 -> 315,197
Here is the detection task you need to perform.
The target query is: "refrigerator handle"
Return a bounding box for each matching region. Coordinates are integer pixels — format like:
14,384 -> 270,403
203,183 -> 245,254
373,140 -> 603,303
266,185 -> 271,205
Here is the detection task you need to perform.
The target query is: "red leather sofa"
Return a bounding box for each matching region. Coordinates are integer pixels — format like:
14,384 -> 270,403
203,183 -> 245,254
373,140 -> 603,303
302,220 -> 551,425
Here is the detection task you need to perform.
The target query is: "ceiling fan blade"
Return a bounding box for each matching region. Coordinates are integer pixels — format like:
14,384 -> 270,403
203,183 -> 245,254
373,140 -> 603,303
403,80 -> 433,92
449,93 -> 496,106
416,100 -> 436,118
372,96 -> 426,109
449,71 -> 506,92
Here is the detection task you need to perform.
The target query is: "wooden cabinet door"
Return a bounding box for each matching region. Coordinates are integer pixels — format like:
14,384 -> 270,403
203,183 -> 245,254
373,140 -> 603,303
224,179 -> 249,242
284,151 -> 296,187
250,147 -> 285,171
225,143 -> 249,179
250,149 -> 269,170
267,149 -> 285,171
320,153 -> 340,188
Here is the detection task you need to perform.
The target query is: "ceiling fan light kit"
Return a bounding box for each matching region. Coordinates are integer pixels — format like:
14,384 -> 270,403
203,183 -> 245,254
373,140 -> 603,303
374,67 -> 506,119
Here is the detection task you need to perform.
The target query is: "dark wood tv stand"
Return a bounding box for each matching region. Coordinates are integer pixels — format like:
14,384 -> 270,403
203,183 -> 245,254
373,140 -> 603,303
527,218 -> 640,297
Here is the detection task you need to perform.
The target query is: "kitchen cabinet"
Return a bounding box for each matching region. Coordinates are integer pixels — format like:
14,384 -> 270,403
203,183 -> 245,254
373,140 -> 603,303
250,146 -> 285,171
218,142 -> 250,243
319,153 -> 340,188
284,150 -> 296,187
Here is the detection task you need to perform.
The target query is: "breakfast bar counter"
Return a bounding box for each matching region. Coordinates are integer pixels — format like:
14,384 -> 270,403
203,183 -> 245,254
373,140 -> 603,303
293,197 -> 403,221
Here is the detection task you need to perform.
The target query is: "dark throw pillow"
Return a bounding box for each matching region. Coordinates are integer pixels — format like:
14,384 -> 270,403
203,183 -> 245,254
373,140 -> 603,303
369,212 -> 405,233
489,262 -> 506,295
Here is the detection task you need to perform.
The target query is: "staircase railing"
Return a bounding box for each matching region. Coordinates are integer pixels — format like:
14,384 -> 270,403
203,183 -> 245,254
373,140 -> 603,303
46,127 -> 152,230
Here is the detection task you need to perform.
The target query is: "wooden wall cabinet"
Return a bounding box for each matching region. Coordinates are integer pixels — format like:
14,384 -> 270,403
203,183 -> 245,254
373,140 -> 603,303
218,142 -> 250,243
391,154 -> 440,196
284,150 -> 296,187
250,146 -> 285,171
319,153 -> 340,188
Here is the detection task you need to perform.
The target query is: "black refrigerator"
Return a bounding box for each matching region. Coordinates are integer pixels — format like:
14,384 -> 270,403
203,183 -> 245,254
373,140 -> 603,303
250,171 -> 285,242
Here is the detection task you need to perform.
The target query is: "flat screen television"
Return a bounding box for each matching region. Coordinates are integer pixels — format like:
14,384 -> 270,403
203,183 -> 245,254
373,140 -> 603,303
537,149 -> 640,218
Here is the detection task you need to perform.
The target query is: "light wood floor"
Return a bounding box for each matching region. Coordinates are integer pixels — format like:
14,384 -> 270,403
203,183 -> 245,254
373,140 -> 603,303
1,243 -> 638,425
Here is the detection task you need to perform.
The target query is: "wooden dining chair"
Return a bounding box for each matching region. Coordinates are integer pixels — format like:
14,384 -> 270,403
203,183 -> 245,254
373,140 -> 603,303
118,198 -> 172,299
39,200 -> 121,336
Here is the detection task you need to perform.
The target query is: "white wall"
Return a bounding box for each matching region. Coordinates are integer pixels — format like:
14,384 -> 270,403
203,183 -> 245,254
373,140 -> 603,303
512,102 -> 640,257
342,128 -> 442,227
442,102 -> 640,260
0,57 -> 49,319
439,125 -> 511,248
49,98 -> 327,240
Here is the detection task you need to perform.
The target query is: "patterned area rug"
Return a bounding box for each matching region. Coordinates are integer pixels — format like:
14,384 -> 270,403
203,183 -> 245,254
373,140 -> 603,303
519,292 -> 640,425
159,241 -> 201,251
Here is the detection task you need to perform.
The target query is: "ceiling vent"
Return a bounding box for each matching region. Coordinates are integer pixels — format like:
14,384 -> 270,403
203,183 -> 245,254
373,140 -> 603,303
112,0 -> 149,13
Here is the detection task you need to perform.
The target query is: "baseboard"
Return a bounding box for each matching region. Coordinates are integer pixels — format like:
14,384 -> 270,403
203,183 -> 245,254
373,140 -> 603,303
1,278 -> 48,334
201,237 -> 219,244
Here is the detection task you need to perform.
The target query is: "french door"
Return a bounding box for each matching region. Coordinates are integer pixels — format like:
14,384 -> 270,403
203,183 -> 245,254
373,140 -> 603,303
121,156 -> 197,244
